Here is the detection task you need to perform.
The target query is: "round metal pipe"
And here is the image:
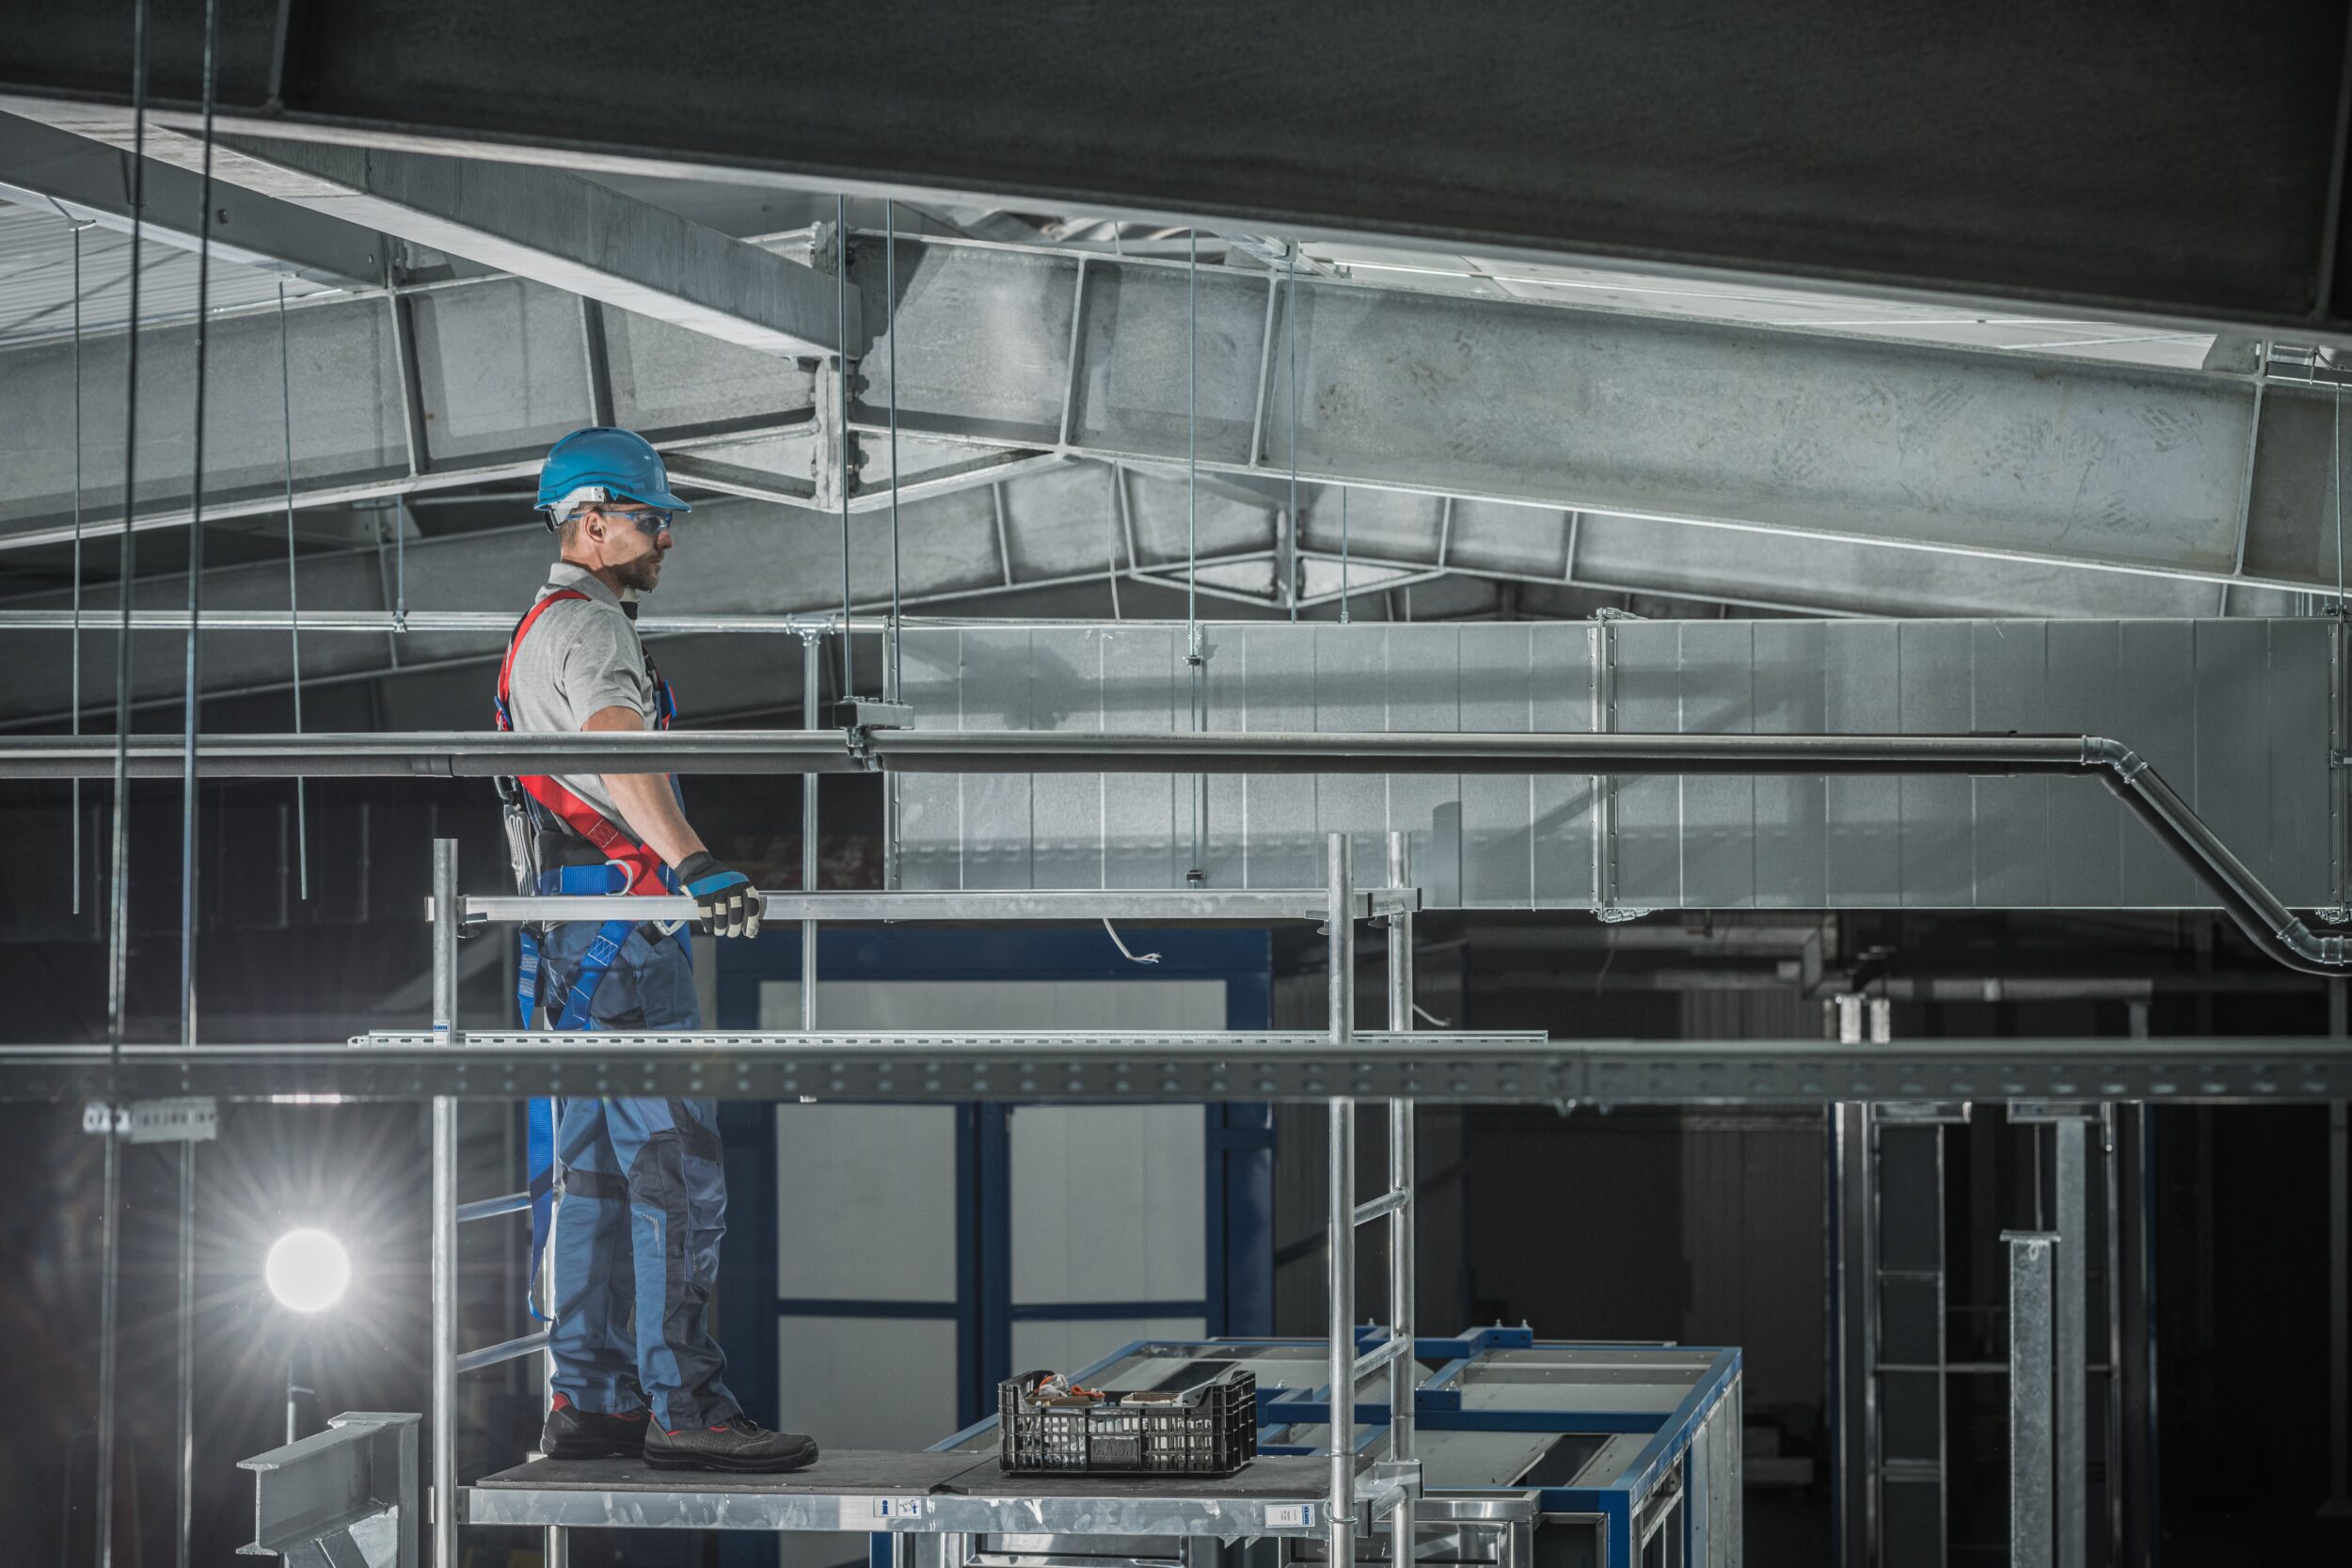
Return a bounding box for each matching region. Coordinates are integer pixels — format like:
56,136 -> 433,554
0,728 -> 2092,779
871,728 -> 2095,774
0,731 -> 864,778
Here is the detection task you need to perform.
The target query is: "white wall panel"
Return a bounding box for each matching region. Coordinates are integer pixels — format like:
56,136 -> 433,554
897,618 -> 2343,911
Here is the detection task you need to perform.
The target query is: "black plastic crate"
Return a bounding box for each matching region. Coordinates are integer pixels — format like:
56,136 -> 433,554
998,1368 -> 1257,1477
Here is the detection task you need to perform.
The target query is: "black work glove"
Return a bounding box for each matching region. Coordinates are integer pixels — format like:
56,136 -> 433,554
675,851 -> 765,938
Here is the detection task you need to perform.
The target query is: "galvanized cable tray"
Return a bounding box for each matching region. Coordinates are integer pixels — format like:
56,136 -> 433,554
19,1036 -> 2346,1104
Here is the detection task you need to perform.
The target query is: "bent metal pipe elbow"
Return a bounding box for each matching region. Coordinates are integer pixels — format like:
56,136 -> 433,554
2079,736 -> 2146,782
2278,918 -> 2351,968
2094,754 -> 2351,974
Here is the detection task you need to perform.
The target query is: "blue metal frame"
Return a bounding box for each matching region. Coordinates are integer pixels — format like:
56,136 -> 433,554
929,1327 -> 1740,1568
718,926 -> 1278,1440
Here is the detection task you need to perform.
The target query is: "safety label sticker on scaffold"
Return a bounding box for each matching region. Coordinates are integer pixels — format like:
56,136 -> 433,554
1265,1505 -> 1316,1528
870,1497 -> 926,1522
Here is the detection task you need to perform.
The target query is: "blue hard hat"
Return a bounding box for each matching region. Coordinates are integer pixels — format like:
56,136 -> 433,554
535,426 -> 692,524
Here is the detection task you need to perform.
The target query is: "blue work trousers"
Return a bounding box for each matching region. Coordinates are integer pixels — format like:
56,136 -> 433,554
538,918 -> 739,1432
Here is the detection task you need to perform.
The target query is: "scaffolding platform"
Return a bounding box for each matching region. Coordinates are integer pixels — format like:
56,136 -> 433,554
465,1449 -> 1337,1534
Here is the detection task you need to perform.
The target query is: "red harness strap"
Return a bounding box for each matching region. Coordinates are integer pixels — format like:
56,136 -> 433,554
496,588 -> 673,896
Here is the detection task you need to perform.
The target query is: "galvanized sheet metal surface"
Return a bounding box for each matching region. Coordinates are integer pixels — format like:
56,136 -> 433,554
895,619 -> 2341,910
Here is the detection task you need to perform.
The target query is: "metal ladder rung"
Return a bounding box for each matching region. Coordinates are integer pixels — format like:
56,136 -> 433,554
455,1329 -> 551,1375
1352,1188 -> 1409,1225
455,1190 -> 531,1223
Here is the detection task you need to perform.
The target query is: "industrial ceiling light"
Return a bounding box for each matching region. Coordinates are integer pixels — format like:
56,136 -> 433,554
264,1227 -> 351,1313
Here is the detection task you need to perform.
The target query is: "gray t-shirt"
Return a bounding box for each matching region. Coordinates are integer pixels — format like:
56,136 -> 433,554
503,562 -> 659,832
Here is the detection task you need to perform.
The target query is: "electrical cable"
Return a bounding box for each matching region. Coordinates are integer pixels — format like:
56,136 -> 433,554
178,0 -> 219,1049
70,218 -> 86,913
391,499 -> 407,631
1186,230 -> 1199,640
1286,240 -> 1299,622
836,195 -> 852,701
278,283 -> 309,899
1341,485 -> 1351,624
2334,370 -> 2344,617
1185,231 -> 1205,883
1104,466 -> 1123,619
886,199 -> 901,704
1101,918 -> 1162,965
175,13 -> 220,1565
97,7 -> 153,1558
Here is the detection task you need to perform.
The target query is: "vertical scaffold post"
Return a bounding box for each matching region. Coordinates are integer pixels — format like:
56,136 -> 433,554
1385,830 -> 1416,1465
802,630 -> 821,1032
1385,830 -> 1416,1568
1327,832 -> 1357,1568
2008,1230 -> 2059,1568
2055,1117 -> 2088,1568
429,838 -> 460,1568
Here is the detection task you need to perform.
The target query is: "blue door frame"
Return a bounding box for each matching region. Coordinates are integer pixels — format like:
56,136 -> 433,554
712,924 -> 1277,1437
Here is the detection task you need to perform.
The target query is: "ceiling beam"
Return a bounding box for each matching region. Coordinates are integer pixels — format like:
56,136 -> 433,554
1,233 -> 2339,599
0,111 -> 384,287
9,106 -> 856,358
1,2 -> 2346,341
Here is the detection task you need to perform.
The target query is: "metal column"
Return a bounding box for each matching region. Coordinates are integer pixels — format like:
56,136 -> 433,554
1830,992 -> 1897,1568
2008,1231 -> 2060,1568
1876,1107 -> 1952,1567
1384,830 -> 1416,1465
2112,1096 -> 2162,1568
2054,1118 -> 2089,1568
429,838 -> 460,1568
1830,1101 -> 1877,1568
1326,832 -> 1357,1568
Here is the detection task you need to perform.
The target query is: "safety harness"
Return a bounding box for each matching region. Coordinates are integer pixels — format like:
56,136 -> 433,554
494,587 -> 684,1305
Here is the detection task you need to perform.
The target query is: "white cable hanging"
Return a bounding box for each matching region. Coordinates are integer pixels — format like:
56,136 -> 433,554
1101,918 -> 1162,965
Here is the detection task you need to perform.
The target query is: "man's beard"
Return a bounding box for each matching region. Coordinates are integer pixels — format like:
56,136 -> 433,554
613,554 -> 662,594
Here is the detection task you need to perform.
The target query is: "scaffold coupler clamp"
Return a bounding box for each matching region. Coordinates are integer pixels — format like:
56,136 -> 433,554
1361,1456 -> 1425,1524
836,697 -> 914,772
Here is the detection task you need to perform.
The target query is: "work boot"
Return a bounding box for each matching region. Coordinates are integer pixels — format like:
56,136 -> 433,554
644,1414 -> 819,1473
541,1393 -> 650,1460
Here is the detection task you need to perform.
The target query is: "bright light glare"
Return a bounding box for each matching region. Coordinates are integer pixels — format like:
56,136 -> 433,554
265,1228 -> 351,1313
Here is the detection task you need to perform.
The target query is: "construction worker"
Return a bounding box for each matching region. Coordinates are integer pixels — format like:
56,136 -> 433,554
495,425 -> 816,1473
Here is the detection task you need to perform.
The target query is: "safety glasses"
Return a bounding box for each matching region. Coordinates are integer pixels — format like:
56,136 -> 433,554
596,505 -> 675,538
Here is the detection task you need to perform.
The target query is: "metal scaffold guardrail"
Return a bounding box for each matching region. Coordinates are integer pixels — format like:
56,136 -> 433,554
413,829 -> 1426,1568
5,721 -> 2345,974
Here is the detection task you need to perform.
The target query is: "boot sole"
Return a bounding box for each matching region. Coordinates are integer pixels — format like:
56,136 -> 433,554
645,1443 -> 819,1474
544,1437 -> 645,1461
